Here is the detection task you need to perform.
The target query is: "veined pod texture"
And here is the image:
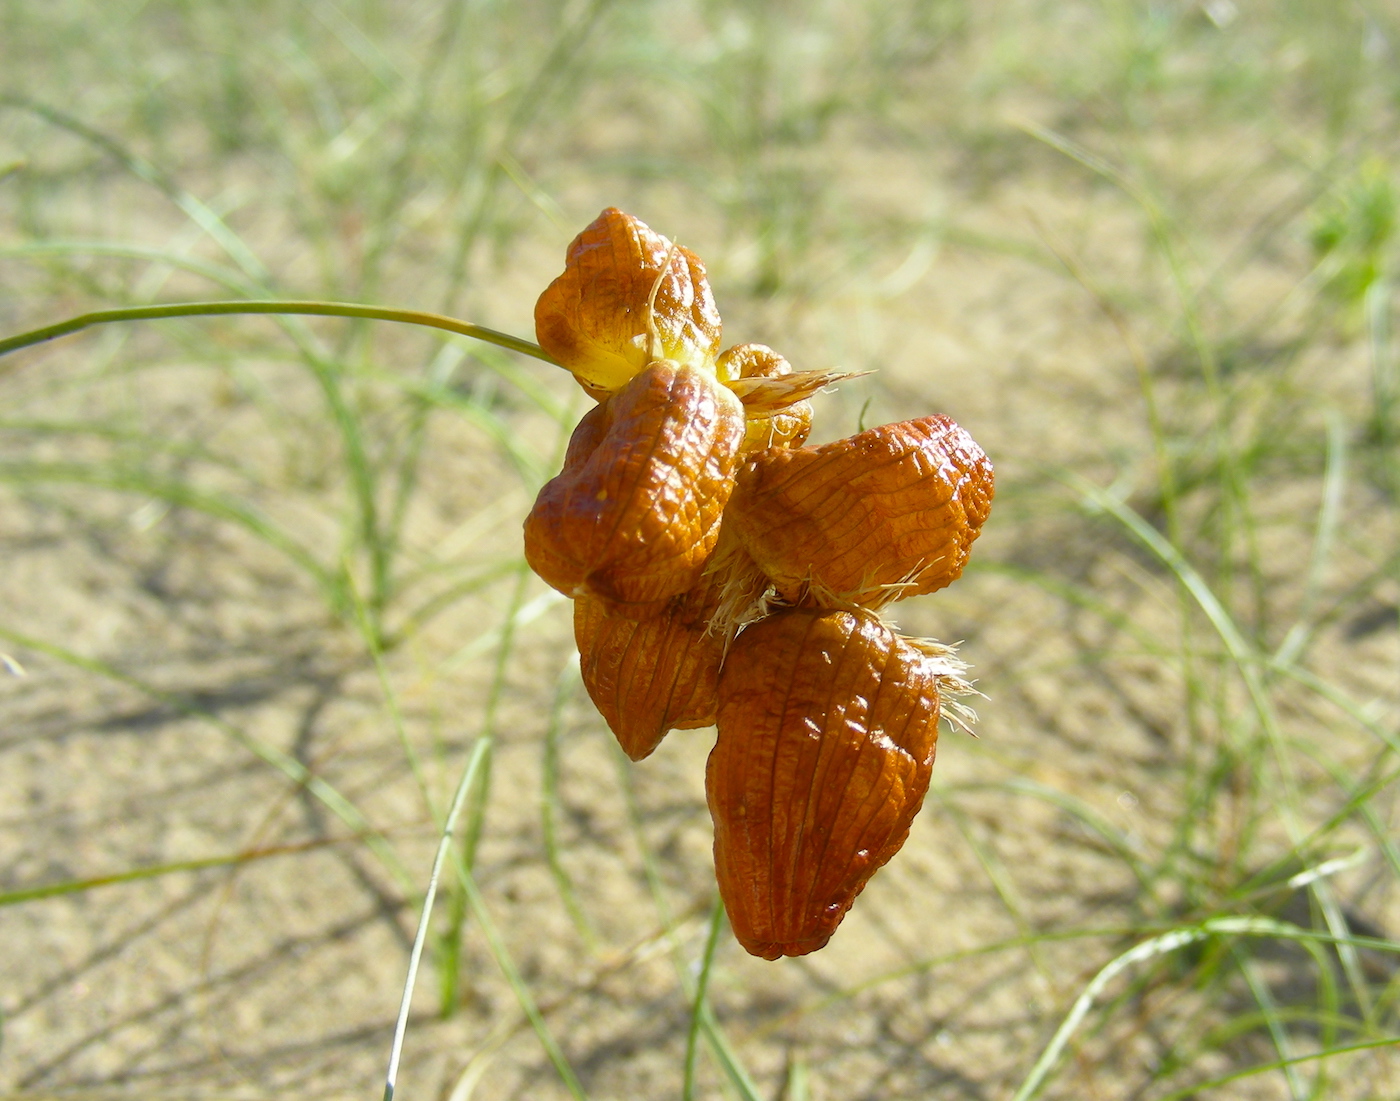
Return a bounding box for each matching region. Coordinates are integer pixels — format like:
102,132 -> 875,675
707,607 -> 945,959
534,207 -> 722,394
523,359 -> 745,615
725,415 -> 994,608
574,578 -> 724,761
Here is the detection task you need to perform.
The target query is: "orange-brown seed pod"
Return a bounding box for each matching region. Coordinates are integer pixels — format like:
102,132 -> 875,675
535,207 -> 723,394
725,415 -> 994,608
715,343 -> 813,453
707,607 -> 945,959
574,578 -> 724,761
524,359 -> 745,615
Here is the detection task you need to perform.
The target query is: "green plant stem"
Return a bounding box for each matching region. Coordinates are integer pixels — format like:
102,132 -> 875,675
0,300 -> 557,365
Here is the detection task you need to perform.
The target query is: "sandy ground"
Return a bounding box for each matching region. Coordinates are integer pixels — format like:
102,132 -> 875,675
3,10 -> 1400,1099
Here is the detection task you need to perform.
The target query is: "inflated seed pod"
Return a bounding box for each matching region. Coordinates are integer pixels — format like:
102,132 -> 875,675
535,207 -> 724,395
574,576 -> 724,761
707,607 -> 945,959
524,359 -> 745,615
715,343 -> 812,453
725,415 -> 994,608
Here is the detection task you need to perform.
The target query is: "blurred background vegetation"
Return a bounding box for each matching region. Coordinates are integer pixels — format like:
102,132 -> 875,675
2,0 -> 1399,1097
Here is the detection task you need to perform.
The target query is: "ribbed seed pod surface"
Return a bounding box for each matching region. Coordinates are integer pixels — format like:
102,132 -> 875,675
715,342 -> 813,453
708,607 -> 944,959
574,578 -> 724,760
534,207 -> 723,394
725,415 -> 994,608
524,360 -> 745,615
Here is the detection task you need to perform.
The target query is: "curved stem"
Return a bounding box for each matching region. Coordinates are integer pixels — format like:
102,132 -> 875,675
0,300 -> 558,365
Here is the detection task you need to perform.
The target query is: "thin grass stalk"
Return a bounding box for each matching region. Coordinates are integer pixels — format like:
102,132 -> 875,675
0,298 -> 557,641
951,778 -> 1157,899
937,795 -> 1056,986
1153,1037 -> 1400,1101
611,742 -> 763,1101
436,0 -> 619,315
682,897 -> 726,1101
353,0 -> 473,310
0,838 -> 368,906
437,562 -> 535,1014
1079,473 -> 1390,1019
541,657 -> 597,950
346,569 -> 436,822
450,850 -> 590,1100
1366,274 -> 1396,496
1232,944 -> 1309,1100
0,624 -> 412,893
0,241 -> 264,297
0,96 -> 275,287
0,459 -> 339,602
1275,413 -> 1349,667
1010,916 -> 1330,1101
0,100 -> 437,634
382,735 -> 490,1101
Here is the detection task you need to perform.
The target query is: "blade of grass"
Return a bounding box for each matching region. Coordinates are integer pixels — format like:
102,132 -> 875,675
0,459 -> 342,610
683,896 -> 727,1101
436,561 -> 534,1015
0,95 -> 276,288
0,623 -> 412,894
541,656 -> 597,951
383,735 -> 490,1101
0,838 -> 373,906
0,241 -> 264,297
450,852 -> 590,1100
1233,943 -> 1308,1100
1010,915 -> 1400,1101
611,742 -> 763,1101
1275,411 -> 1349,667
1153,1037 -> 1400,1101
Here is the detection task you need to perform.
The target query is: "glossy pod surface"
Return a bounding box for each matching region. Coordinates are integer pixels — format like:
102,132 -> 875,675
707,607 -> 943,959
574,579 -> 724,761
534,207 -> 723,393
725,415 -> 994,607
523,359 -> 745,615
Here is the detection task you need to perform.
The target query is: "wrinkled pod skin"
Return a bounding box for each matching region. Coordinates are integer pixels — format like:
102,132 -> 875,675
725,415 -> 994,608
574,575 -> 725,761
707,607 -> 944,959
534,207 -> 723,394
524,359 -> 745,616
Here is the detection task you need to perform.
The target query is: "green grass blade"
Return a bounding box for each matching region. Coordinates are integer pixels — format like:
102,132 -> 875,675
452,852 -> 590,1100
683,897 -> 726,1101
0,623 -> 412,894
541,657 -> 597,950
1152,1037 -> 1400,1101
0,839 -> 364,907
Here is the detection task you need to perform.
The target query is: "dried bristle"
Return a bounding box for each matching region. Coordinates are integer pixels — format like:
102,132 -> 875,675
704,531 -> 777,643
726,369 -> 866,412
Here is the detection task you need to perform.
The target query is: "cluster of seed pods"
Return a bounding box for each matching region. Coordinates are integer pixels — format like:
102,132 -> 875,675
524,209 -> 994,959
